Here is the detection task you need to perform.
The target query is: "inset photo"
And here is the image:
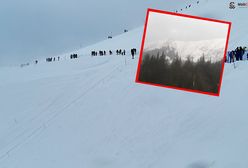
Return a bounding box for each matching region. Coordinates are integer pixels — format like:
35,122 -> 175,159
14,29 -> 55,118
136,9 -> 231,96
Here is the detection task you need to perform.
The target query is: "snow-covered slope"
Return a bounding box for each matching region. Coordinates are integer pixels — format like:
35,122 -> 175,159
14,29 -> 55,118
176,0 -> 247,50
144,38 -> 226,62
0,0 -> 248,168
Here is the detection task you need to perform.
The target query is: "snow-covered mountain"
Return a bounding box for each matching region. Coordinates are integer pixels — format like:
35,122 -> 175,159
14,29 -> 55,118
144,38 -> 226,62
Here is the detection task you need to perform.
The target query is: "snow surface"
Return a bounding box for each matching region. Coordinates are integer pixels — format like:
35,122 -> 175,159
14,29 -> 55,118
177,0 -> 247,50
0,0 -> 248,167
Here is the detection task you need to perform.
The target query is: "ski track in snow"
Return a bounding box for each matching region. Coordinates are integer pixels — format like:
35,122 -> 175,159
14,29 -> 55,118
0,55 -> 135,161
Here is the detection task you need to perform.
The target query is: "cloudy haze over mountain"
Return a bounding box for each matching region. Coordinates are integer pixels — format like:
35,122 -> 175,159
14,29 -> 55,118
144,11 -> 229,43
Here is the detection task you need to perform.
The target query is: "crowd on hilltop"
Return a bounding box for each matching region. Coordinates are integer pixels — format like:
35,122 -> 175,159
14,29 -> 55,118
91,48 -> 137,59
45,54 -> 77,63
70,54 -> 78,59
46,57 -> 60,62
226,46 -> 247,63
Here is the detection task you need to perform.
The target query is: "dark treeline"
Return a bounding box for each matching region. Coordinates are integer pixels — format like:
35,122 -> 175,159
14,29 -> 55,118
139,50 -> 223,94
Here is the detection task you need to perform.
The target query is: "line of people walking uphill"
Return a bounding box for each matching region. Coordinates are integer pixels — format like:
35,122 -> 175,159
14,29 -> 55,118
91,48 -> 137,59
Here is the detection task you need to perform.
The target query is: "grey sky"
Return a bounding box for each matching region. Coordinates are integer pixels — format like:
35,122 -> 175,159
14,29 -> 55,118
0,0 -> 184,66
145,11 -> 229,44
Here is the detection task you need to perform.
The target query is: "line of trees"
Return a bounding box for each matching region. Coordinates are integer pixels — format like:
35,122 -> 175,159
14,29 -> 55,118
138,49 -> 223,94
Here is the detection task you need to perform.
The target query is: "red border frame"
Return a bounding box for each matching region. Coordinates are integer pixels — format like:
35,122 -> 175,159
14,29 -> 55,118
135,8 -> 232,97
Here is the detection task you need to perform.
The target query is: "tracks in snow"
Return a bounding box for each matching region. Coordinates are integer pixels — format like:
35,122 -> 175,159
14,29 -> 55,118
0,56 -> 131,162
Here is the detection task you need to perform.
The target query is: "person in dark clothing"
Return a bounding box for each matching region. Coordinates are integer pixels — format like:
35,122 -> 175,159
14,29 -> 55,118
70,54 -> 78,59
109,50 -> 112,55
230,51 -> 234,63
46,58 -> 52,62
130,48 -> 137,56
240,46 -> 245,60
238,47 -> 241,60
104,51 -> 106,55
235,47 -> 239,61
91,51 -> 95,56
58,57 -> 60,61
227,51 -> 231,63
238,47 -> 243,61
35,60 -> 38,64
131,49 -> 135,59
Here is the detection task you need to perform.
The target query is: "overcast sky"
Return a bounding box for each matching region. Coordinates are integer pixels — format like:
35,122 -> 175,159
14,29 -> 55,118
145,11 -> 229,46
0,0 -> 184,66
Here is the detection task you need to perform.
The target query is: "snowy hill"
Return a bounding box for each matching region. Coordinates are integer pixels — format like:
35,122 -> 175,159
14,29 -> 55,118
176,0 -> 248,50
144,38 -> 226,62
0,0 -> 248,168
